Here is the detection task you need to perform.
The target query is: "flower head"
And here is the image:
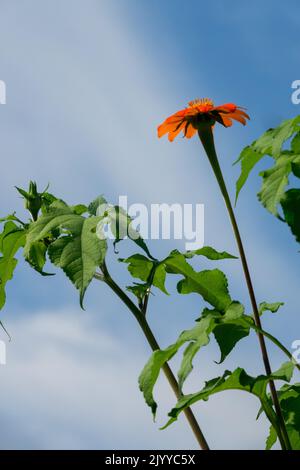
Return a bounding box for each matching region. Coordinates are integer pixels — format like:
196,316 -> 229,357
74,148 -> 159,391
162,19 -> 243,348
157,98 -> 249,142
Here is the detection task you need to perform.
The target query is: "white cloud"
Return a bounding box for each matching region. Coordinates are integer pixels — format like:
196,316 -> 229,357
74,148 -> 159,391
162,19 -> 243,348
0,308 -> 271,449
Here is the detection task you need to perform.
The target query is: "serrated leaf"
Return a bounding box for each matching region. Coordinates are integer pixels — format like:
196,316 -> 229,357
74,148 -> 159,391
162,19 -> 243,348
25,240 -> 53,276
235,116 -> 300,202
208,302 -> 250,364
0,222 -> 26,310
234,146 -> 264,203
271,361 -> 295,382
259,301 -> 284,316
120,254 -> 153,281
139,314 -> 215,418
126,283 -> 150,300
152,263 -> 168,295
162,364 -> 293,430
121,255 -> 168,296
139,300 -> 251,416
25,201 -> 107,307
165,252 -> 231,312
0,213 -> 23,224
41,192 -> 58,214
183,246 -> 237,260
265,383 -> 300,449
281,189 -> 300,243
266,425 -> 278,450
253,116 -> 300,157
88,195 -> 108,216
95,202 -> 154,259
258,153 -> 300,216
162,368 -> 267,429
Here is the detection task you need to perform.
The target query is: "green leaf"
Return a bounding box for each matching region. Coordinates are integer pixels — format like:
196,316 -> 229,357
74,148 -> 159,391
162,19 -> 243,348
139,314 -> 215,418
258,153 -> 300,216
265,383 -> 300,450
0,213 -> 24,224
177,314 -> 215,392
71,204 -> 88,215
120,255 -> 168,296
162,363 -> 293,429
120,254 -> 153,282
271,361 -> 295,382
25,241 -> 54,276
291,131 -> 300,153
165,252 -> 231,312
259,301 -> 284,316
281,189 -> 300,243
126,283 -> 150,300
213,302 -> 250,364
95,202 -> 154,259
266,425 -> 278,450
253,116 -> 300,157
162,368 -> 267,429
183,246 -> 237,261
235,146 -> 264,203
88,195 -> 108,216
25,201 -> 107,307
235,116 -> 300,202
139,301 -> 251,416
41,192 -> 58,214
152,263 -> 168,295
0,222 -> 26,310
291,161 -> 300,179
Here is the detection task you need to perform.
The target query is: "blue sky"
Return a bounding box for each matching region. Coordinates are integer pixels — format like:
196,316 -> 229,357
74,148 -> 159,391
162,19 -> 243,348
0,0 -> 299,449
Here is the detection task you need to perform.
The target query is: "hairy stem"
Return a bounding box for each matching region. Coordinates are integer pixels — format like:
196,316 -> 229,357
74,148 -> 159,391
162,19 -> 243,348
198,126 -> 291,450
98,261 -> 210,450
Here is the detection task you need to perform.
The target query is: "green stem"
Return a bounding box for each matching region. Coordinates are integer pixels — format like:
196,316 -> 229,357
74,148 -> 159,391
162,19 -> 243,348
197,126 -> 291,451
142,263 -> 157,315
99,261 -> 210,450
252,323 -> 300,373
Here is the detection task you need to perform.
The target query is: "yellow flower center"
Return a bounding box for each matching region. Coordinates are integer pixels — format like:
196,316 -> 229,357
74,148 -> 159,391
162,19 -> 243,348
188,98 -> 214,108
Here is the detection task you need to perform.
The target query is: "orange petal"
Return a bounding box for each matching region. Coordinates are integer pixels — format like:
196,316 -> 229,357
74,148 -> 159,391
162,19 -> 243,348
214,103 -> 237,113
185,123 -> 197,139
236,108 -> 250,120
168,122 -> 186,141
226,112 -> 247,125
220,115 -> 233,127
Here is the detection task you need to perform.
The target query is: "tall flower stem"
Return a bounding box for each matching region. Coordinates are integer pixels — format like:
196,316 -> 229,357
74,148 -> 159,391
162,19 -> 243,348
197,125 -> 291,451
98,261 -> 210,450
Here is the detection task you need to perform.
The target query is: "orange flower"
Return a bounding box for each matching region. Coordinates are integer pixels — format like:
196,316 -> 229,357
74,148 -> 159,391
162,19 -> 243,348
157,98 -> 249,142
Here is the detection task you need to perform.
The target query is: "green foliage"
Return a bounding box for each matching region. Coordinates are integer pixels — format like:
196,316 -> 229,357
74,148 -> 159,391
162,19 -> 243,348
90,197 -> 153,258
139,313 -> 214,417
0,222 -> 26,310
281,189 -> 300,243
139,297 -> 291,421
265,383 -> 300,450
259,301 -> 284,316
139,300 -> 254,418
258,152 -> 300,216
235,115 -> 300,243
161,362 -> 294,430
164,251 -> 232,312
25,241 -> 54,276
182,246 -> 237,260
2,182 -> 300,450
24,200 -> 107,307
121,246 -> 236,305
235,146 -> 265,204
